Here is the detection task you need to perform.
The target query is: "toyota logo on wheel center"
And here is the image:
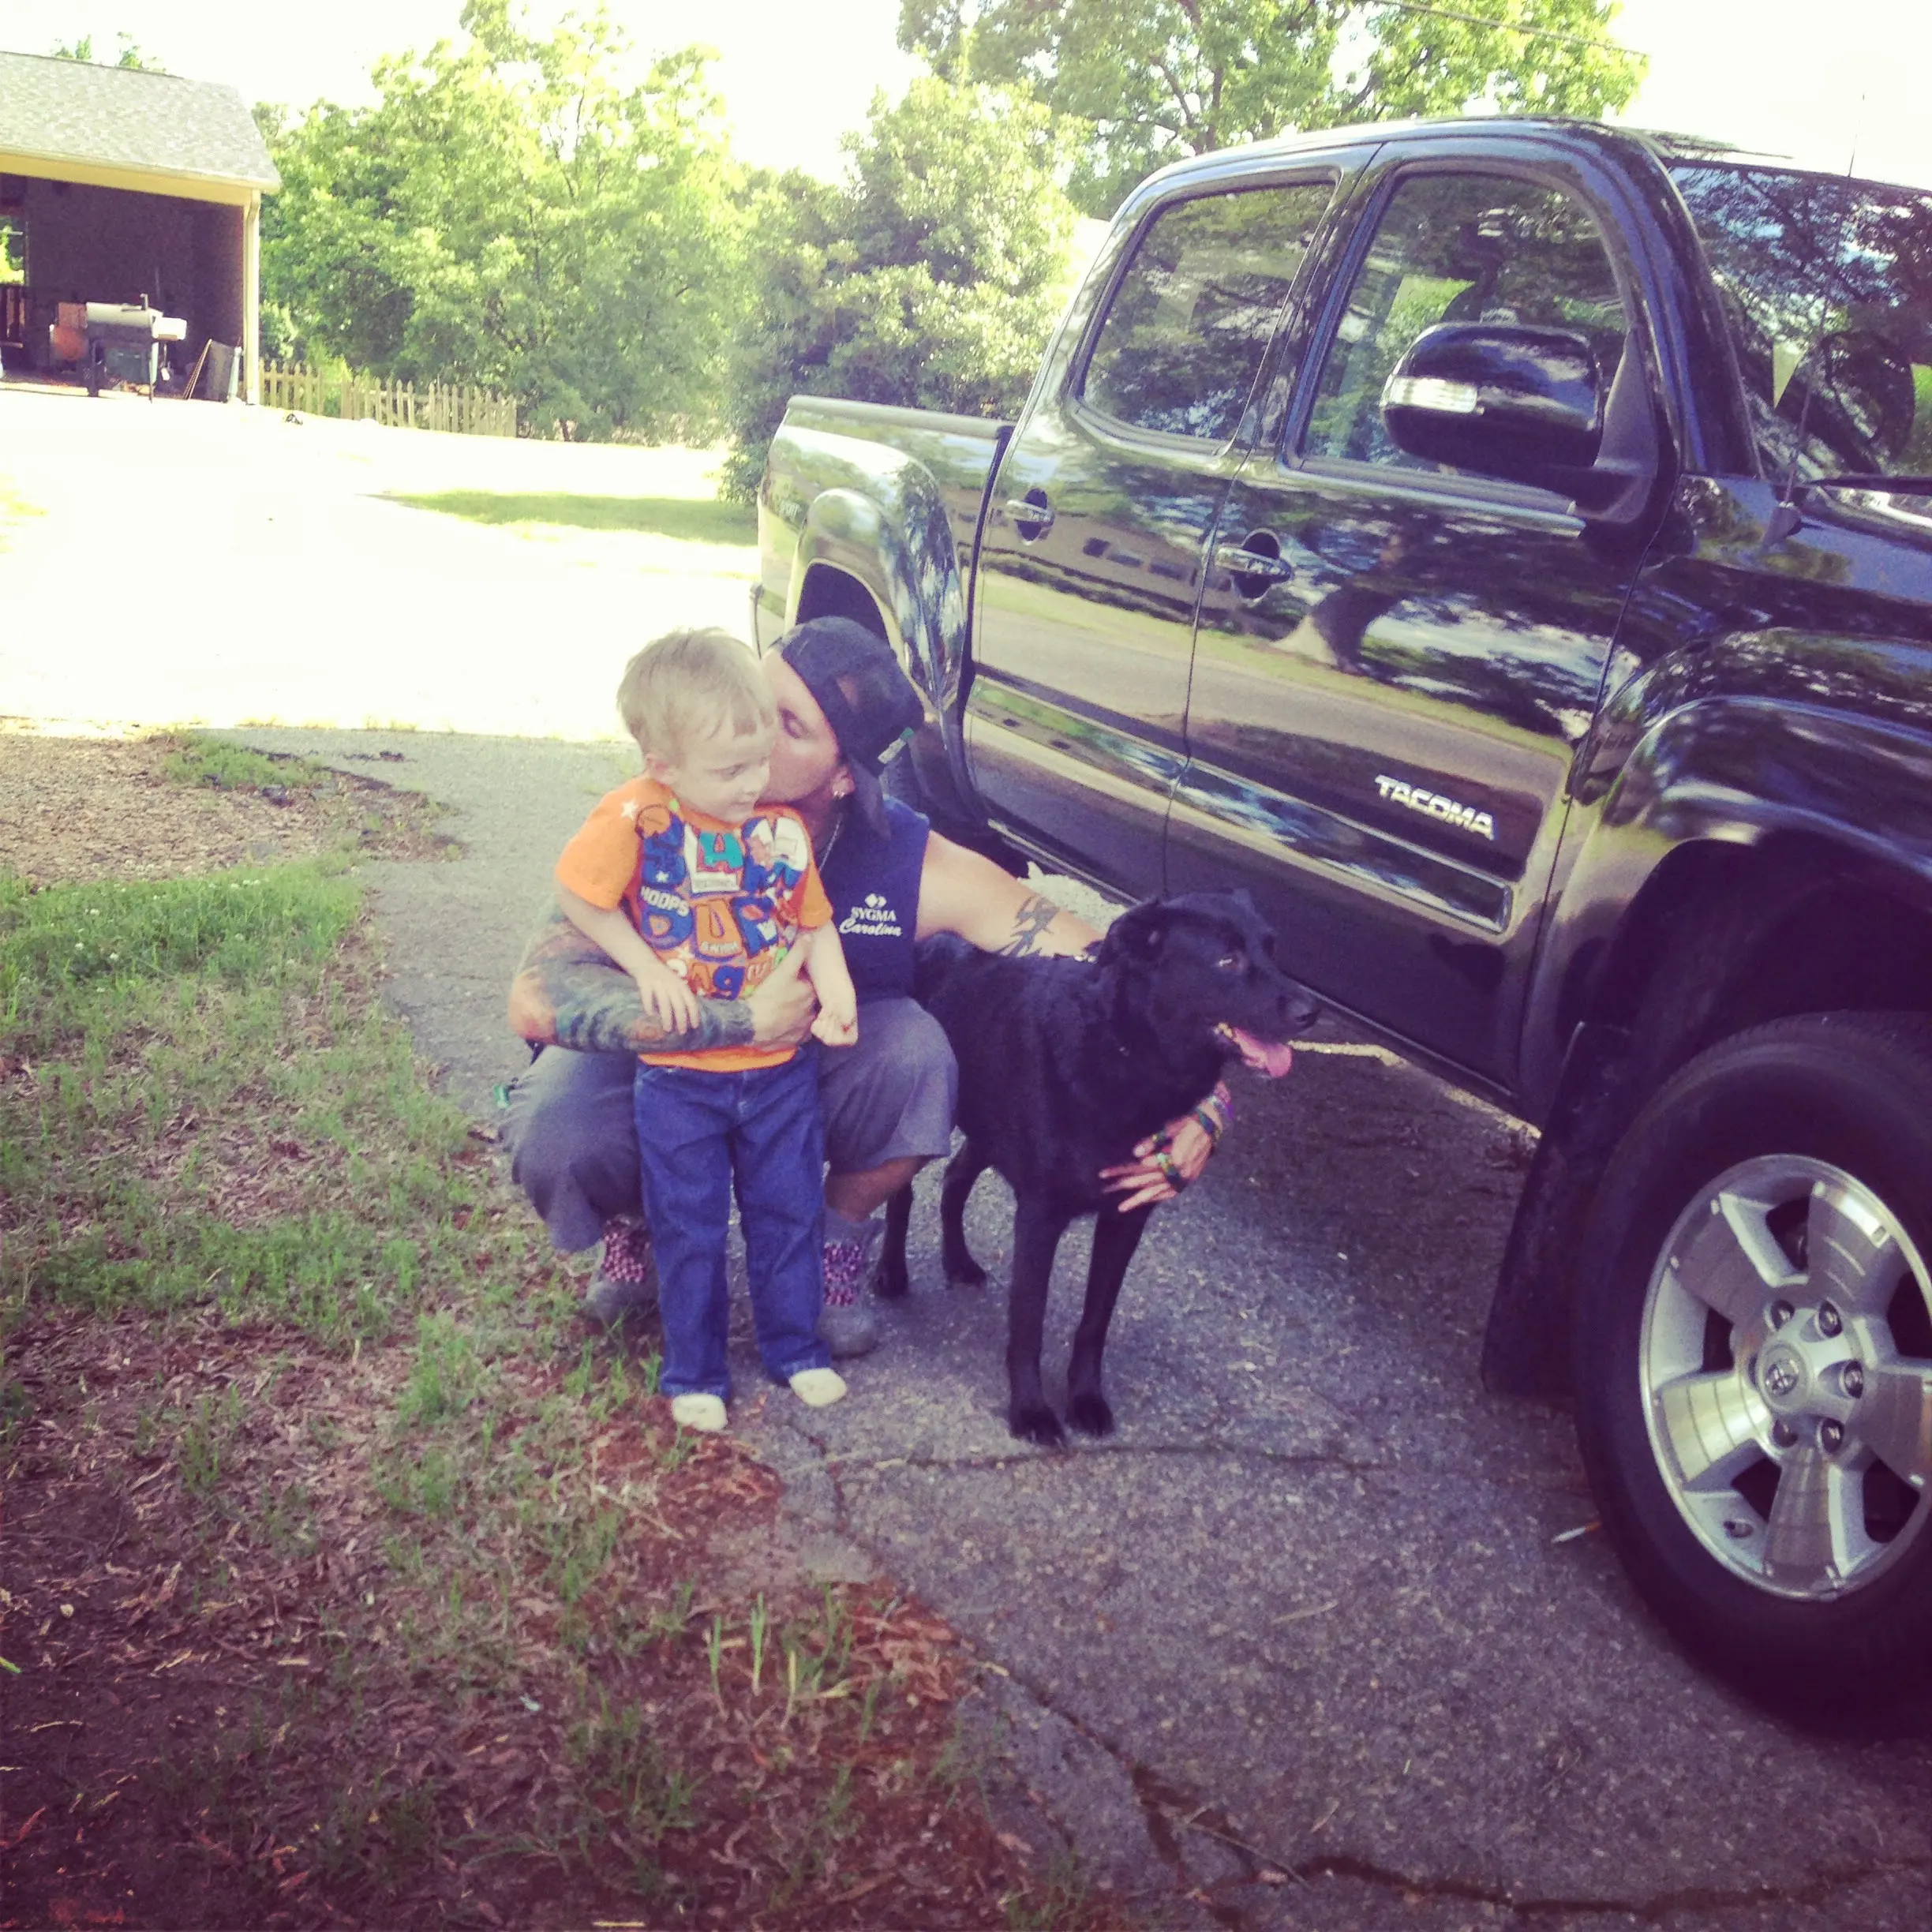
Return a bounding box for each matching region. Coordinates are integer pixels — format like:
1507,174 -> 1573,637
1759,1343 -> 1808,1410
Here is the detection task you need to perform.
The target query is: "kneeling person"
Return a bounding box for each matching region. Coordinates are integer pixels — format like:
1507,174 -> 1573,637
554,629 -> 856,1432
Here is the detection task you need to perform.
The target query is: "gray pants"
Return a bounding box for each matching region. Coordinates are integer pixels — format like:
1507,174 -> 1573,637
504,995 -> 958,1252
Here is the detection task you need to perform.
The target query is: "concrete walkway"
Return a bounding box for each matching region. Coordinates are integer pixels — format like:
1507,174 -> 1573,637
219,724 -> 1932,1932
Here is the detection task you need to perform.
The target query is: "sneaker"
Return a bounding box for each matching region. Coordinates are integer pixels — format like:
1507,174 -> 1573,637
670,1392 -> 728,1432
583,1215 -> 656,1325
818,1233 -> 880,1359
789,1367 -> 848,1410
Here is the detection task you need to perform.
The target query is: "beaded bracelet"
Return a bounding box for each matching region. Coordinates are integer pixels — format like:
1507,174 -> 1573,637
1189,1080 -> 1234,1145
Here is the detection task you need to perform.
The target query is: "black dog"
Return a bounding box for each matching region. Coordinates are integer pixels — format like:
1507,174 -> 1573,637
878,892 -> 1319,1446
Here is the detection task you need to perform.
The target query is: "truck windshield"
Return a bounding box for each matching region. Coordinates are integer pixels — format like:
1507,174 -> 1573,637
1672,163 -> 1932,481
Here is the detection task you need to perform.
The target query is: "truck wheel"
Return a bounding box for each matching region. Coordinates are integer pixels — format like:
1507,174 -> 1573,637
1572,1012 -> 1932,1698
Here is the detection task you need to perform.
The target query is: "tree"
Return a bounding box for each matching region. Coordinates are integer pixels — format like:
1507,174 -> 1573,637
50,32 -> 165,70
258,2 -> 743,440
721,76 -> 1076,499
899,1 -> 1646,216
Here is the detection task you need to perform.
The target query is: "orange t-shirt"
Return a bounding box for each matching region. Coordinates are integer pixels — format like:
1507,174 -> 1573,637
556,777 -> 832,1072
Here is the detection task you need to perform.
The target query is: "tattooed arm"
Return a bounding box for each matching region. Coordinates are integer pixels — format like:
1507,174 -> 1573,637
913,833 -> 1100,957
507,905 -> 815,1056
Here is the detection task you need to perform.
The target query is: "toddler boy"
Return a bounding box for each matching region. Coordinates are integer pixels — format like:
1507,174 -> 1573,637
555,629 -> 857,1432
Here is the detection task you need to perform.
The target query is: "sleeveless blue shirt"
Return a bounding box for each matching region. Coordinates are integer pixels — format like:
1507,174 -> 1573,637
818,798 -> 928,1003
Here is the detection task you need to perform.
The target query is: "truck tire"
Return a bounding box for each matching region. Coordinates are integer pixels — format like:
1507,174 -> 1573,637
1572,1012 -> 1932,1699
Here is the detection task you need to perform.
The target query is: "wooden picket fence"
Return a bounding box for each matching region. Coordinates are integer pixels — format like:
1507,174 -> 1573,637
261,361 -> 516,438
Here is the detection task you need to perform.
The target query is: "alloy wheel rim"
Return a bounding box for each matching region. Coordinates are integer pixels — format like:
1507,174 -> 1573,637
1638,1155 -> 1932,1601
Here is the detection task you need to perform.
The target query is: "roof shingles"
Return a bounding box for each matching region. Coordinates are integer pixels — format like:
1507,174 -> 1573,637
0,50 -> 278,190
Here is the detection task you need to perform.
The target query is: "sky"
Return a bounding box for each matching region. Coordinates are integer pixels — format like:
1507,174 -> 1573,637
3,1 -> 1930,189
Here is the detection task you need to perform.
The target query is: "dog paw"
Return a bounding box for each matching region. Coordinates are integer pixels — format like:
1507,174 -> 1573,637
1008,1402 -> 1065,1448
872,1250 -> 910,1300
1067,1391 -> 1115,1438
944,1252 -> 988,1291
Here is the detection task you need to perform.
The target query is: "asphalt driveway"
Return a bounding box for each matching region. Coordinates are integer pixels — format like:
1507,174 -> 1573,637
217,724 -> 1932,1932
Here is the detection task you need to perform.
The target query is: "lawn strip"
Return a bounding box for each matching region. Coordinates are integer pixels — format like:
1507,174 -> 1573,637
386,490 -> 754,547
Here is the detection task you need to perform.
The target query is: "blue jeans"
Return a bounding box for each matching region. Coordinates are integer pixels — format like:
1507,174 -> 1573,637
634,1050 -> 829,1399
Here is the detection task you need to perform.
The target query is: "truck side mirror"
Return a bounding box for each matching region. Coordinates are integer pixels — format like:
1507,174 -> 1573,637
1380,322 -> 1607,492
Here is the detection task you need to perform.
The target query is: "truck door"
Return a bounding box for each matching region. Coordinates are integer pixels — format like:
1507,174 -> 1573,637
968,179 -> 1337,892
1174,153 -> 1653,1081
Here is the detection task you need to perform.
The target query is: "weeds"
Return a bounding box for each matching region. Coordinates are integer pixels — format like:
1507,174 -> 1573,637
1004,1848 -> 1100,1930
567,1691 -> 696,1841
162,737 -> 329,796
175,1385 -> 245,1498
750,1593 -> 769,1694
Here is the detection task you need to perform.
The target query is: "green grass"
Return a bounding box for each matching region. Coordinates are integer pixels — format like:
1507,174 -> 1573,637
388,489 -> 756,545
0,863 -> 500,1345
161,736 -> 332,794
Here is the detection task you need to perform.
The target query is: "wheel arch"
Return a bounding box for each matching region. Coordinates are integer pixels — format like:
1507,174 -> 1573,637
1493,709 -> 1932,1400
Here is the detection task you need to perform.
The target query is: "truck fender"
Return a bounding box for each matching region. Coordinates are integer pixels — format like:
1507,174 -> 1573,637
1526,691 -> 1932,1114
1489,693 -> 1932,1396
787,476 -> 967,712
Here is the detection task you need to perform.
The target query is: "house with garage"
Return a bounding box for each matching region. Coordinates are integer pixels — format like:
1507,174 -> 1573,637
0,50 -> 278,401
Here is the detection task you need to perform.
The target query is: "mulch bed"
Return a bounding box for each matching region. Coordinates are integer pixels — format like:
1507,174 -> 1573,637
0,729 -> 447,886
2,1308 -> 1033,1930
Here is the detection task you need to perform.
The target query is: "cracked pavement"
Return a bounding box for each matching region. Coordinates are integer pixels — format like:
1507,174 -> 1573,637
213,726 -> 1932,1930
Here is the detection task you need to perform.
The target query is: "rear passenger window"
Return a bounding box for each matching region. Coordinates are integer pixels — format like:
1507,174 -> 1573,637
1080,182 -> 1335,443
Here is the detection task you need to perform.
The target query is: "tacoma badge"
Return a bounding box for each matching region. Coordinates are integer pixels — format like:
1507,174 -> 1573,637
1375,775 -> 1497,841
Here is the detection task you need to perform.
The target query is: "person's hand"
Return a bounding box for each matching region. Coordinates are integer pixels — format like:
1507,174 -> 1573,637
810,989 -> 859,1049
1099,1112 -> 1215,1213
633,958 -> 702,1035
746,945 -> 818,1048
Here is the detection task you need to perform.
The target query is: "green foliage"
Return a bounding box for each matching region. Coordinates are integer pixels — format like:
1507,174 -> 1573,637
900,0 -> 1648,216
257,1 -> 744,440
721,76 -> 1075,498
50,32 -> 164,70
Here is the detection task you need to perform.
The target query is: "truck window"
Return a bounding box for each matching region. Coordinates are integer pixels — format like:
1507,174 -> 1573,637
1302,173 -> 1627,472
1080,181 -> 1335,444
1672,164 -> 1932,481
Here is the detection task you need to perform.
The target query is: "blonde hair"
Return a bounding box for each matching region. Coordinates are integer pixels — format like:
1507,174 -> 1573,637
617,629 -> 776,764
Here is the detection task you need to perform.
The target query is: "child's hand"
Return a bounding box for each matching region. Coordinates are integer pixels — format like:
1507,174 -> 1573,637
810,989 -> 859,1048
633,960 -> 702,1036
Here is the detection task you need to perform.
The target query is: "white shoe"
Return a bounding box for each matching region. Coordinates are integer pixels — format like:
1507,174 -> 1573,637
669,1392 -> 728,1432
788,1367 -> 848,1410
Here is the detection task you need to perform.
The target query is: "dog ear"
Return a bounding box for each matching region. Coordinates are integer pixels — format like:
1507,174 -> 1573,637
1099,897 -> 1170,963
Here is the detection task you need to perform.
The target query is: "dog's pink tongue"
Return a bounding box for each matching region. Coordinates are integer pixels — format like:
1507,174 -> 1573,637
1231,1028 -> 1296,1078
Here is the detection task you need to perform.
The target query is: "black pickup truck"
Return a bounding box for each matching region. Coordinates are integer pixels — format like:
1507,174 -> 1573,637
753,116 -> 1932,1694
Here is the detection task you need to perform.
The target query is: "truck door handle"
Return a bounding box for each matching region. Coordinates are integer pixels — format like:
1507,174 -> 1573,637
1002,495 -> 1054,535
1214,541 -> 1294,585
